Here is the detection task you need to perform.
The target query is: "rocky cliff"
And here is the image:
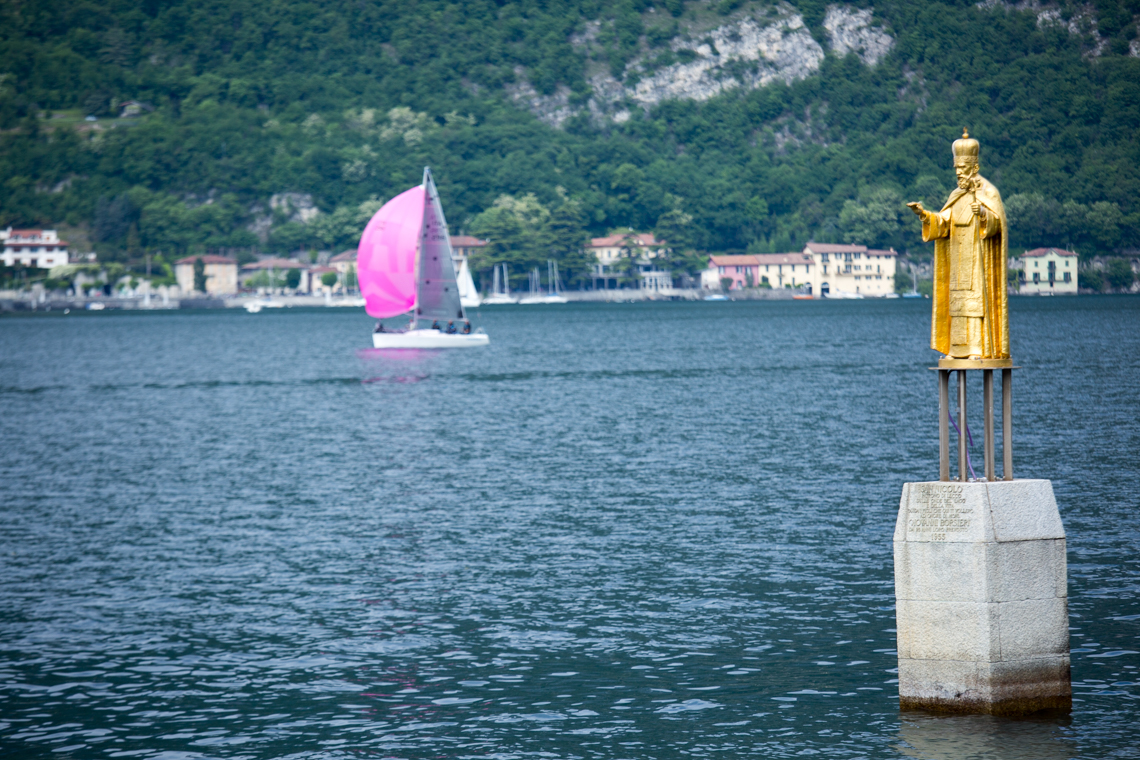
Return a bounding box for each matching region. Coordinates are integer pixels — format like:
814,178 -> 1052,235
508,3 -> 894,127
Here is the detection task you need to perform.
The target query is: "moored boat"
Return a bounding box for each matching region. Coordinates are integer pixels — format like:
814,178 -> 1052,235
482,263 -> 518,305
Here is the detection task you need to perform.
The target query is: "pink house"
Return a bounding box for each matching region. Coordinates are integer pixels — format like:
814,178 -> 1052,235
707,252 -> 815,290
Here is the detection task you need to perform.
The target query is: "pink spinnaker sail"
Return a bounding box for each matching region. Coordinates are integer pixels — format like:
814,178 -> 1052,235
357,185 -> 425,318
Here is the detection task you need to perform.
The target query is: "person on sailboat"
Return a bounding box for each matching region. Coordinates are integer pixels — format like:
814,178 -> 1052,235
374,322 -> 385,333
431,320 -> 441,331
462,321 -> 472,334
445,321 -> 457,334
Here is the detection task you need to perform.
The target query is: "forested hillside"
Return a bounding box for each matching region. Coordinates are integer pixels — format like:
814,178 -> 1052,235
1,0 -> 1138,282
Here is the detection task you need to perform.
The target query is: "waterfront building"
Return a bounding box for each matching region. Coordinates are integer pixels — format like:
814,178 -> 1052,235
1,228 -> 69,269
450,236 -> 487,259
705,253 -> 815,290
309,266 -> 338,293
174,255 -> 238,295
1020,248 -> 1078,294
802,242 -> 897,297
329,250 -> 355,275
590,232 -> 671,291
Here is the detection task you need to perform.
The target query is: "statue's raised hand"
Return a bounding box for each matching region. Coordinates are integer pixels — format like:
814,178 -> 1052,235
906,201 -> 926,218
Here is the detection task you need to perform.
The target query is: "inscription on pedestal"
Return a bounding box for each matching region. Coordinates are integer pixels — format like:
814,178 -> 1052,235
908,484 -> 973,541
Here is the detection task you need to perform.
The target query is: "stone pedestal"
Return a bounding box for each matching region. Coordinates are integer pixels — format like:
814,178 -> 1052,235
894,479 -> 1070,715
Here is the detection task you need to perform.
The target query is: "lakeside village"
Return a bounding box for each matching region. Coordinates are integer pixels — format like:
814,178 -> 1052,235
2,225 -> 1138,312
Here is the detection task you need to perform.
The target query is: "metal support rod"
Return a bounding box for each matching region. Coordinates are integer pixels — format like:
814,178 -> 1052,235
984,370 -> 995,482
1002,368 -> 1013,481
957,370 -> 968,482
939,370 -> 950,482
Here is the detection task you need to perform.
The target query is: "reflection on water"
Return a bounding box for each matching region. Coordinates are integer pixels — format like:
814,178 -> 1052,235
0,298 -> 1138,758
896,713 -> 1074,760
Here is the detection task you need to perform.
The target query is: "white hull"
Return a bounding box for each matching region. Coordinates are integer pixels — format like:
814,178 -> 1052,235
518,295 -> 568,304
245,299 -> 285,313
372,329 -> 489,349
482,295 -> 519,305
461,294 -> 483,308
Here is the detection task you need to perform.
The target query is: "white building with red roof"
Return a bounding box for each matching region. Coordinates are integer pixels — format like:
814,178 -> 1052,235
802,242 -> 897,297
589,232 -> 672,291
1,228 -> 69,269
1020,248 -> 1077,294
450,236 -> 487,259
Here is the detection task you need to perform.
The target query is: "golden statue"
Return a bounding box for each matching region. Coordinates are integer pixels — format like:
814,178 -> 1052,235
907,130 -> 1010,366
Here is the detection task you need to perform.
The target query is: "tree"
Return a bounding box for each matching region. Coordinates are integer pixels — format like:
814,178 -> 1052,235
1104,259 -> 1135,291
894,266 -> 916,294
655,206 -> 696,251
321,271 -> 338,287
468,193 -> 552,276
838,188 -> 905,250
193,257 -> 207,293
911,176 -> 948,213
655,204 -> 706,278
1079,268 -> 1104,292
307,199 -> 384,251
93,194 -> 139,252
1086,203 -> 1125,252
547,199 -> 593,288
285,268 -> 301,289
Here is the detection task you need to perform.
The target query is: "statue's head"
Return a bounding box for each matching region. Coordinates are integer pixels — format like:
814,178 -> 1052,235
953,129 -> 980,189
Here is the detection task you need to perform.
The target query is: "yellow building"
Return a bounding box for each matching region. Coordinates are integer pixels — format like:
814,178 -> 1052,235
802,242 -> 897,297
175,255 -> 238,295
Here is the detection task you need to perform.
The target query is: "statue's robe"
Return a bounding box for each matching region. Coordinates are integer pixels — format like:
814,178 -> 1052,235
922,176 -> 1009,359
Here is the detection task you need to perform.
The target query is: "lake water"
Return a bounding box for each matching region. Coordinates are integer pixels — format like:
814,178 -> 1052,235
1,297 -> 1138,760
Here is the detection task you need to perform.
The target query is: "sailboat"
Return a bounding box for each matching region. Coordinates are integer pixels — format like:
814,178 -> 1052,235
455,254 -> 482,308
483,263 -> 518,305
518,260 -> 569,304
357,168 -> 490,348
902,265 -> 923,298
543,260 -> 569,304
518,267 -> 544,305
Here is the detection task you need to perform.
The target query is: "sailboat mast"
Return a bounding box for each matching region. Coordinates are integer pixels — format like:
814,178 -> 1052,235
409,171 -> 427,324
